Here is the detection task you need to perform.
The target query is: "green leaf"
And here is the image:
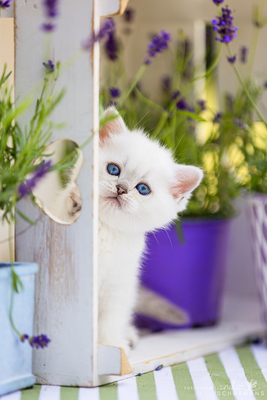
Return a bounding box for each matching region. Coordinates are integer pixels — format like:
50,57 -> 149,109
177,110 -> 207,122
16,209 -> 38,225
174,219 -> 185,244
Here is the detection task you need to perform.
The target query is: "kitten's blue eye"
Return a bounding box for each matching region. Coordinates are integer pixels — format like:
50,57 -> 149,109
136,183 -> 151,195
107,163 -> 120,176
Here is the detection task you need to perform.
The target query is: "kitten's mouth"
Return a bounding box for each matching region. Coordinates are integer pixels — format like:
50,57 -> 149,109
106,195 -> 122,208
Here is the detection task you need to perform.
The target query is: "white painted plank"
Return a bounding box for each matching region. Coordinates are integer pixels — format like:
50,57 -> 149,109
39,385 -> 61,400
219,347 -> 256,400
78,387 -> 100,400
251,345 -> 267,382
14,0 -> 100,387
0,392 -> 21,400
153,366 -> 179,400
187,357 -> 218,400
98,345 -> 121,375
117,377 -> 139,400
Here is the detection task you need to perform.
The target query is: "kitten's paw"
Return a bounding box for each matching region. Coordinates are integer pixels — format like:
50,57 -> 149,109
126,325 -> 139,348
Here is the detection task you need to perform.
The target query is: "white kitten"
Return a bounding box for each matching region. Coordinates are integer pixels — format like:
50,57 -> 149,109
98,107 -> 203,354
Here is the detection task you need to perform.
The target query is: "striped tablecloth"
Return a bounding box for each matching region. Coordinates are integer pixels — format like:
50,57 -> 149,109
1,344 -> 267,400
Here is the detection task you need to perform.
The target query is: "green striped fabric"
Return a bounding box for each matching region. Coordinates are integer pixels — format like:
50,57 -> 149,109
2,344 -> 267,400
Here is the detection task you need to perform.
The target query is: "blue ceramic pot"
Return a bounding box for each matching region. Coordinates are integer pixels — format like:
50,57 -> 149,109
0,262 -> 38,396
135,218 -> 231,330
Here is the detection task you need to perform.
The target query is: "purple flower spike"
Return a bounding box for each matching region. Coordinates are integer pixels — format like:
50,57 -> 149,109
109,87 -> 121,98
105,32 -> 118,61
162,76 -> 172,92
20,334 -> 29,342
227,55 -> 237,64
43,59 -> 55,73
213,0 -> 224,4
124,8 -> 135,23
234,118 -> 246,128
43,0 -> 58,18
0,0 -> 13,8
41,0 -> 59,32
172,90 -> 181,99
82,18 -> 116,53
176,97 -> 188,110
240,46 -> 248,63
213,112 -> 222,123
29,334 -> 51,349
41,22 -> 56,32
143,58 -> 151,65
197,99 -> 206,111
144,30 -> 171,65
212,6 -> 238,44
18,160 -> 52,198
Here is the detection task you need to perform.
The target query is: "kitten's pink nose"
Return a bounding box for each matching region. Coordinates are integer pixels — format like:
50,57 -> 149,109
116,183 -> 128,195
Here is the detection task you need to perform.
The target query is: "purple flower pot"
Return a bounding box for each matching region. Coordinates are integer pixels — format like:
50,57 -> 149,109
135,218 -> 231,331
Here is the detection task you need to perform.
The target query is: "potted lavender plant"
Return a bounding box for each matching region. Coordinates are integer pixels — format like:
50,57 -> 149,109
0,61 -> 66,395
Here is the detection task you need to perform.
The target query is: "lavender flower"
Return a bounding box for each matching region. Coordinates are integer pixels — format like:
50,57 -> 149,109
213,0 -> 224,4
41,0 -> 59,32
234,118 -> 246,128
43,60 -> 54,73
20,334 -> 29,342
109,87 -> 121,98
29,334 -> 51,349
161,76 -> 172,92
82,18 -> 115,52
41,23 -> 56,32
172,90 -> 181,99
227,55 -> 237,64
212,6 -> 238,44
155,364 -> 164,371
264,81 -> 267,89
143,58 -> 151,65
240,46 -> 248,63
176,97 -> 188,110
213,112 -> 222,123
143,30 -> 171,65
124,8 -> 135,23
0,0 -> 12,8
20,333 -> 51,349
18,160 -> 52,198
43,0 -> 58,18
197,99 -> 206,111
105,31 -> 118,61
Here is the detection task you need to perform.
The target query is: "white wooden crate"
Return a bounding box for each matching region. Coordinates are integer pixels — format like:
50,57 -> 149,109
0,0 -> 263,388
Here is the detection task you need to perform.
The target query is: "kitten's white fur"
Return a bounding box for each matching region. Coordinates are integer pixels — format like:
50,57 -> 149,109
98,108 -> 203,354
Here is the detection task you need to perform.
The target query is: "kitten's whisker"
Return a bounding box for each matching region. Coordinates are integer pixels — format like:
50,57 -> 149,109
133,111 -> 150,130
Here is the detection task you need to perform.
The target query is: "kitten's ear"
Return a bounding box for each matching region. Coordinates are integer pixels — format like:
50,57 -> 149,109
99,107 -> 126,143
171,165 -> 203,198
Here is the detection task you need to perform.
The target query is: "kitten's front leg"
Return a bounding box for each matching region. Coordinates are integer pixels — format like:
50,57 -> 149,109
98,283 -> 137,356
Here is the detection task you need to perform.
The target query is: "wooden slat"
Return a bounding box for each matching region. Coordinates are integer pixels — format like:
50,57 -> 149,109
14,0 -> 99,386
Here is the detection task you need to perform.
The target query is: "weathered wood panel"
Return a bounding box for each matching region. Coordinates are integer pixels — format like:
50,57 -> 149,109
15,0 -> 99,386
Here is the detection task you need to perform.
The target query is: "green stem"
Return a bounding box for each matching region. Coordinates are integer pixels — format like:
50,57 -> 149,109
248,0 -> 266,78
8,218 -> 21,338
134,87 -> 164,113
117,64 -> 147,108
228,46 -> 267,126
